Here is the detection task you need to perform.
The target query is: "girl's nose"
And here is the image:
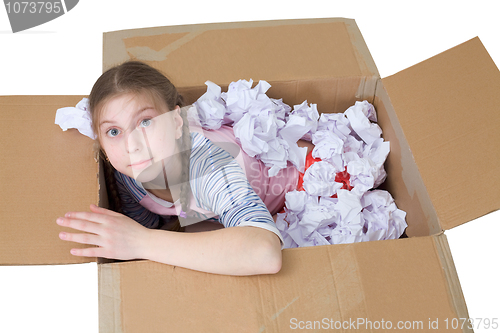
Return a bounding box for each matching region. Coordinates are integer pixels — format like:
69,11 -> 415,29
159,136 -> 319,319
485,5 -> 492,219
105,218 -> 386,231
126,127 -> 147,153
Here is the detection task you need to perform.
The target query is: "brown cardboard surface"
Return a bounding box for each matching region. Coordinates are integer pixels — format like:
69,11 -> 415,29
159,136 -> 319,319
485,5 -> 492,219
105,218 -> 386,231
382,37 -> 500,231
103,18 -> 379,113
0,96 -> 97,265
99,235 -> 467,332
374,83 -> 440,237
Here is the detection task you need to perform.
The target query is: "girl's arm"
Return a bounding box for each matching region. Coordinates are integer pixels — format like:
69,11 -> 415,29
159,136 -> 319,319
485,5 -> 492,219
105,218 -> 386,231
57,204 -> 282,276
145,219 -> 282,275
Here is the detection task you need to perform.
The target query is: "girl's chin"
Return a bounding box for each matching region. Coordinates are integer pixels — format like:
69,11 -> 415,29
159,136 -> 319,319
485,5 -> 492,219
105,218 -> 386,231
132,161 -> 164,184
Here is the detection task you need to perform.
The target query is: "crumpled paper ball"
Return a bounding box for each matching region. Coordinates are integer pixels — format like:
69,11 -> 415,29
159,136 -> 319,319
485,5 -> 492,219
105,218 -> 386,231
55,98 -> 96,140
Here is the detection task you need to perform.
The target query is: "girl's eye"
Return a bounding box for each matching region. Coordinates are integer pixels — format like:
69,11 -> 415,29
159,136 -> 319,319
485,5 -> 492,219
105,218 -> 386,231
106,128 -> 120,137
140,119 -> 152,128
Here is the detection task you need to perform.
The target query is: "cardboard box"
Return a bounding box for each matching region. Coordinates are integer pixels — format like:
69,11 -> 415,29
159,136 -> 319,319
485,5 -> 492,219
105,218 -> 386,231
1,18 -> 499,332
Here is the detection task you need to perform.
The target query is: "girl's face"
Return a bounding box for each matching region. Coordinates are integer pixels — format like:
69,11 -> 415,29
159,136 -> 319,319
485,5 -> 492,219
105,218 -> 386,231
98,92 -> 183,183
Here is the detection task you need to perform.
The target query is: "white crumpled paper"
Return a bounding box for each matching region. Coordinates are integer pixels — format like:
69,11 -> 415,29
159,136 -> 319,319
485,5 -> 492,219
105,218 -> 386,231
194,79 -> 312,177
276,188 -> 407,248
302,161 -> 343,196
193,81 -> 226,130
54,98 -> 96,140
192,80 -> 407,247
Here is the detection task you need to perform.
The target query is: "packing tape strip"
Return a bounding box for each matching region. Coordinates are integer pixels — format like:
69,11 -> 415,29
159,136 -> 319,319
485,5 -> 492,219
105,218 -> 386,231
99,263 -> 123,333
433,233 -> 472,330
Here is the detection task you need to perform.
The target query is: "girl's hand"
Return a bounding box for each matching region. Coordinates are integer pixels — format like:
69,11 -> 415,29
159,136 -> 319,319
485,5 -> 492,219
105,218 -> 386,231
56,204 -> 149,260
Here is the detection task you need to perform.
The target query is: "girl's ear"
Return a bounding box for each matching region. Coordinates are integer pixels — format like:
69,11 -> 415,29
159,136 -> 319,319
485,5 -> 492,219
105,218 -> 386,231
174,105 -> 183,140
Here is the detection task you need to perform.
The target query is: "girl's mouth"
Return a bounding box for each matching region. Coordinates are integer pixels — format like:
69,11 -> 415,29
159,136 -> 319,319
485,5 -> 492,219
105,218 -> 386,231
130,158 -> 153,170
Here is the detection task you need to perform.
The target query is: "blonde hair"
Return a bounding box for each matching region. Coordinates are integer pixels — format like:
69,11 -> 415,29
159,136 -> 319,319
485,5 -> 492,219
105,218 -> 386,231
89,61 -> 191,231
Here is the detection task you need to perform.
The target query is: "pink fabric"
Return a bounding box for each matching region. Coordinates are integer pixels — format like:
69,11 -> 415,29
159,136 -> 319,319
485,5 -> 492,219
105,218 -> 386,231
139,190 -> 214,219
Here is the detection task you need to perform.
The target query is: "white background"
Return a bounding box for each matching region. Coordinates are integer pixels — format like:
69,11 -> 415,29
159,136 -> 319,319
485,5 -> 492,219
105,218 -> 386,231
1,1 -> 499,332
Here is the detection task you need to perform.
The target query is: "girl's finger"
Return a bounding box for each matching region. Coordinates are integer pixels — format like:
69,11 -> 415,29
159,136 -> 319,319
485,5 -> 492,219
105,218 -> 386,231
69,246 -> 102,258
89,204 -> 122,217
56,217 -> 101,234
59,231 -> 101,247
62,210 -> 109,224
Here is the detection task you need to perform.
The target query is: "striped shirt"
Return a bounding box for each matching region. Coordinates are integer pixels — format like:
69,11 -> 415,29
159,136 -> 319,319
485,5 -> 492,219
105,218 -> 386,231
115,128 -> 299,246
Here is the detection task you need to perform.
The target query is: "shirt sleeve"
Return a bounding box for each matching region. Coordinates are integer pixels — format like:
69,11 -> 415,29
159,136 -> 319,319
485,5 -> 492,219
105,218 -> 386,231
114,170 -> 161,229
189,134 -> 284,246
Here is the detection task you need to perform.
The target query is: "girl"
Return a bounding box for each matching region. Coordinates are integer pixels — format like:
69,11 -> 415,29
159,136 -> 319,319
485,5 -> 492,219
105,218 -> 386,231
56,61 -> 314,276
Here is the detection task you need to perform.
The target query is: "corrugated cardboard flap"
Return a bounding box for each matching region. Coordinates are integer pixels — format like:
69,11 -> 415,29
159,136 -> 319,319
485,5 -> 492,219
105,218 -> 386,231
382,37 -> 500,231
99,235 -> 469,332
103,17 -> 379,113
0,96 -> 98,265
